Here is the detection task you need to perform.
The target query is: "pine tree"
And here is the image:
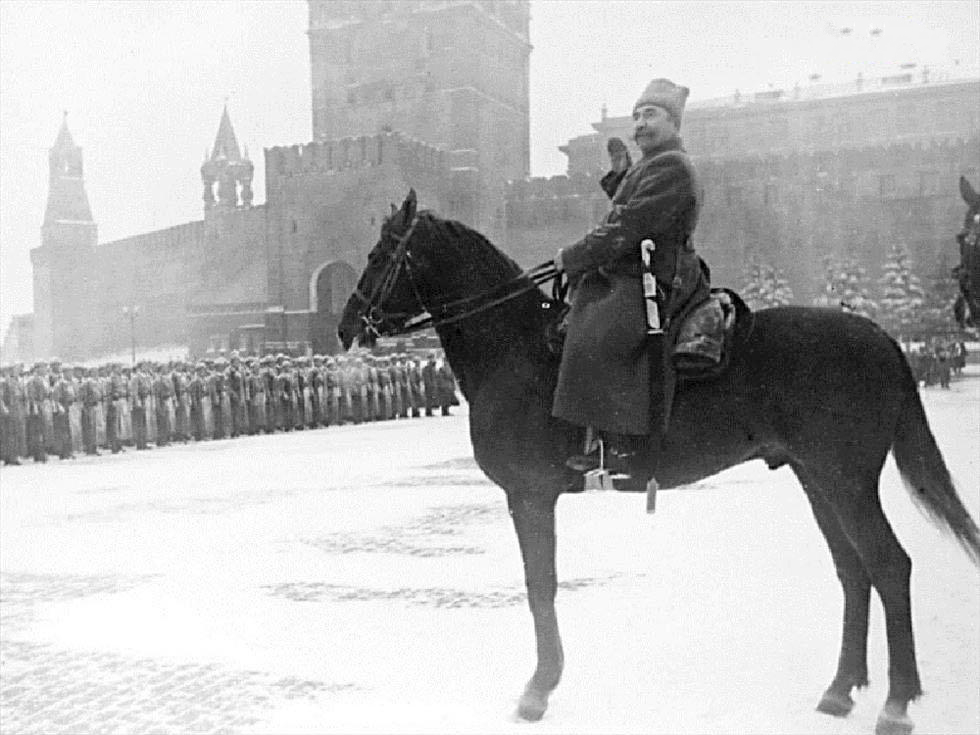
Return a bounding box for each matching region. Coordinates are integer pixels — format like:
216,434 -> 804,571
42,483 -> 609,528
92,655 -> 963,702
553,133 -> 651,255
878,243 -> 924,346
813,256 -> 877,320
742,259 -> 794,309
919,253 -> 959,336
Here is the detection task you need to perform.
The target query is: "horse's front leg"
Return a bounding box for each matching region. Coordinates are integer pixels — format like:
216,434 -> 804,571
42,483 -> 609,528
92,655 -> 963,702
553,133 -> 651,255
507,490 -> 563,721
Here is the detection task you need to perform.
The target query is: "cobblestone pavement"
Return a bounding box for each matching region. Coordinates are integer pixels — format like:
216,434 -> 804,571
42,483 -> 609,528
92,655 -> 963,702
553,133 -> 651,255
0,413 -> 498,734
2,394 -> 977,735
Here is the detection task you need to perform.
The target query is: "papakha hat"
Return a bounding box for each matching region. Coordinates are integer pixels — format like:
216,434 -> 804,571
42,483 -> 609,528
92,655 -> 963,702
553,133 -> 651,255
633,78 -> 689,127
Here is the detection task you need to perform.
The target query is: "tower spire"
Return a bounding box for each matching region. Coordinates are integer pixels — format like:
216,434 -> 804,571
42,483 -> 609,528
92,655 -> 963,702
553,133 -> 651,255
44,112 -> 93,225
201,105 -> 253,209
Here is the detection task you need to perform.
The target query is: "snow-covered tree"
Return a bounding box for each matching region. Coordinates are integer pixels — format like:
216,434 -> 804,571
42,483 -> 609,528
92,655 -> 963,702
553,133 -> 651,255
813,256 -> 878,321
919,253 -> 959,336
741,259 -> 794,309
878,243 -> 924,346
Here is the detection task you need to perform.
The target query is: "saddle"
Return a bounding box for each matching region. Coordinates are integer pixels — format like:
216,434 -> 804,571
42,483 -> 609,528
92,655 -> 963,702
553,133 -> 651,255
545,287 -> 752,384
672,288 -> 753,382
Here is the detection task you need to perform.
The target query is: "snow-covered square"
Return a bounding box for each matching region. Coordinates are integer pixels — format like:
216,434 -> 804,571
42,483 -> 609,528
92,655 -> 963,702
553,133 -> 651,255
1,377 -> 977,735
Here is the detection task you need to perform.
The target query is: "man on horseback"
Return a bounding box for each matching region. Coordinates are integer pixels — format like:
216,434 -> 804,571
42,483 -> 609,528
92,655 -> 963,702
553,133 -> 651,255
553,78 -> 711,475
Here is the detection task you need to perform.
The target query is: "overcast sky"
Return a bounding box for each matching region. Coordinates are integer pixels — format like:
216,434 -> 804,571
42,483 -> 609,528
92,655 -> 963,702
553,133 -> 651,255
1,0 -> 978,337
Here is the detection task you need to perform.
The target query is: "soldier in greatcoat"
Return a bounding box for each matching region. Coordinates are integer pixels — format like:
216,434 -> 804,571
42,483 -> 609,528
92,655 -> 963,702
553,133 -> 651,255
274,360 -> 291,431
345,356 -> 361,424
51,364 -> 76,460
0,367 -> 24,465
152,366 -> 173,446
80,367 -> 102,456
310,356 -> 324,428
226,352 -> 245,438
67,367 -> 83,454
323,357 -> 339,426
552,78 -> 711,473
376,357 -> 387,420
105,364 -> 124,453
436,360 -> 458,416
407,357 -> 424,418
293,357 -> 308,431
94,366 -> 109,450
188,364 -> 207,441
421,353 -> 439,416
247,359 -> 266,433
209,360 -> 227,439
131,363 -> 152,450
25,363 -> 50,462
119,367 -> 133,446
262,356 -> 277,433
172,363 -> 190,443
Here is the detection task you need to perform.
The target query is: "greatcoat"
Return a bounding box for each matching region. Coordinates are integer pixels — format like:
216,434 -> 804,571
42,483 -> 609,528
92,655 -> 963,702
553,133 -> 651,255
552,134 -> 709,436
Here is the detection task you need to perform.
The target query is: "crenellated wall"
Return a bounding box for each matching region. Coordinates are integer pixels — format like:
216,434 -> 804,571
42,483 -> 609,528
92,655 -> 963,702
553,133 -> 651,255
262,131 -> 456,349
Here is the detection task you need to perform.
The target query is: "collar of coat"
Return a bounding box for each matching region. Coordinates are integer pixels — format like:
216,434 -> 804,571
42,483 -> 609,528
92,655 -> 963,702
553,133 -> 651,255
638,134 -> 684,161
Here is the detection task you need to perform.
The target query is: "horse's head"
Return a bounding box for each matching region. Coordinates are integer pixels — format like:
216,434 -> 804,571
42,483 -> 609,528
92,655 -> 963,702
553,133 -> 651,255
953,176 -> 980,329
338,190 -> 427,350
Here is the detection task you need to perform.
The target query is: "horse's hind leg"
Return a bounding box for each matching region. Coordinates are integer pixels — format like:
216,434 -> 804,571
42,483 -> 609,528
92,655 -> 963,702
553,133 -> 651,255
794,466 -> 871,717
806,467 -> 922,735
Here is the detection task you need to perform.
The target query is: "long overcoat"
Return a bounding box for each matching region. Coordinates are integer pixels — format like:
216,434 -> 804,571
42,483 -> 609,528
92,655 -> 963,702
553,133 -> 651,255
552,135 -> 709,435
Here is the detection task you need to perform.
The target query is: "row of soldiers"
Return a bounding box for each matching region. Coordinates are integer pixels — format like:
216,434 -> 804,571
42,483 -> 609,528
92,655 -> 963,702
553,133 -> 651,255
0,351 -> 459,465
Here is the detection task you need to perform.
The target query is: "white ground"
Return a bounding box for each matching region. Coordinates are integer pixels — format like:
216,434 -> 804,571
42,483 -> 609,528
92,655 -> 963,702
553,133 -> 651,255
1,372 -> 978,735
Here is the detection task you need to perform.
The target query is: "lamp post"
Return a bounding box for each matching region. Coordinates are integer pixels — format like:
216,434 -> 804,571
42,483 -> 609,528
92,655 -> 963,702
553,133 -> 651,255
122,305 -> 139,366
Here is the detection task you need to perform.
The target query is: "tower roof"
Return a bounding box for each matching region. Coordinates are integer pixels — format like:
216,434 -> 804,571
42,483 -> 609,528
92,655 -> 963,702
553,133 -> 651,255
210,105 -> 244,162
52,111 -> 75,151
44,112 -> 94,226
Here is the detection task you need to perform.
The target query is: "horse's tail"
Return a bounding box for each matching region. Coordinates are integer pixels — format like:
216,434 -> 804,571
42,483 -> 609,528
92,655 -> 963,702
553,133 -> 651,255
891,379 -> 980,566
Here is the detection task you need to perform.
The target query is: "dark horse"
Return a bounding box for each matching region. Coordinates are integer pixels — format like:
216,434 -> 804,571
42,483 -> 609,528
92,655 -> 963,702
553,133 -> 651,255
954,176 -> 980,329
338,191 -> 980,735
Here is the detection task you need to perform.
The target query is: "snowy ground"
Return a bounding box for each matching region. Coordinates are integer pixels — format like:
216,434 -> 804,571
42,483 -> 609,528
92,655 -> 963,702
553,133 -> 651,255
1,375 -> 978,735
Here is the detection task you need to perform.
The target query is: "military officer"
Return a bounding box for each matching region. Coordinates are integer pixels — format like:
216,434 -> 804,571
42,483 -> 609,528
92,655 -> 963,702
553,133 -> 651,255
553,78 -> 711,474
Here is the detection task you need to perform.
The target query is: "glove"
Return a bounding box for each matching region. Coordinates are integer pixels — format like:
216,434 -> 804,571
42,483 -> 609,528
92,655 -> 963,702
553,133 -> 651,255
607,137 -> 631,174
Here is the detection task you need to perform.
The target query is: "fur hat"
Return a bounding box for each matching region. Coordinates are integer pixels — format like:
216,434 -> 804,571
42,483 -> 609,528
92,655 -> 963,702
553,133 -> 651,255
633,78 -> 689,127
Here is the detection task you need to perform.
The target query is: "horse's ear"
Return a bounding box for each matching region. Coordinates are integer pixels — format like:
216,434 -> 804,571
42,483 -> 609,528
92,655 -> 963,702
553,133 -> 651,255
400,188 -> 418,226
960,176 -> 980,206
390,203 -> 398,218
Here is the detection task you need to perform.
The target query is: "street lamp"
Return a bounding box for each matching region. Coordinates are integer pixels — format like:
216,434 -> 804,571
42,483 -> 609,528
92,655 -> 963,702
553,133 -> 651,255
122,305 -> 140,366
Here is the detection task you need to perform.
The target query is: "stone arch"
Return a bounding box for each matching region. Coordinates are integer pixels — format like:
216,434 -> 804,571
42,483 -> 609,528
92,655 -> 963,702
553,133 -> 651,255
309,260 -> 358,354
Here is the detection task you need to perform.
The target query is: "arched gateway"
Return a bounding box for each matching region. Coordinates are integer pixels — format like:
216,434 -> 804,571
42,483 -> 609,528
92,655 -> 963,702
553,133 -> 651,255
310,260 -> 357,354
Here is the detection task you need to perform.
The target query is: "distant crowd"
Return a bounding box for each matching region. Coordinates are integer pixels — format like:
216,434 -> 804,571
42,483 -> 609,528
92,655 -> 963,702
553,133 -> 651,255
0,350 -> 459,466
905,339 -> 968,390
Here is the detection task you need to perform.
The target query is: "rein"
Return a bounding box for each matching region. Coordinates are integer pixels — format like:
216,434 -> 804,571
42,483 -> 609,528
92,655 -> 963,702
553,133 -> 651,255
354,215 -> 560,338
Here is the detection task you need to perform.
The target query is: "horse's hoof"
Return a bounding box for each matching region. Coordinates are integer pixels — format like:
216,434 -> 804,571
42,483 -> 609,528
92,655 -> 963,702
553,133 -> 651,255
875,709 -> 914,735
816,690 -> 854,717
516,690 -> 548,721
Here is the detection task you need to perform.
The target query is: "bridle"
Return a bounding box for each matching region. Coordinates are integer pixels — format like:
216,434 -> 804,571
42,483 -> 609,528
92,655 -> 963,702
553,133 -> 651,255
351,215 -> 560,340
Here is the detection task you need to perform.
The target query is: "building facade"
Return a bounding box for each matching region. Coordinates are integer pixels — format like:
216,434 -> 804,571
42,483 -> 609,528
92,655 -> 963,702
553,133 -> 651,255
514,73 -> 980,302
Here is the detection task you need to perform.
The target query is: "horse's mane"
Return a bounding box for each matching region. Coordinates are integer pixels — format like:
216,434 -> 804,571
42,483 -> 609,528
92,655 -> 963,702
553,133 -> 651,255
416,210 -> 525,284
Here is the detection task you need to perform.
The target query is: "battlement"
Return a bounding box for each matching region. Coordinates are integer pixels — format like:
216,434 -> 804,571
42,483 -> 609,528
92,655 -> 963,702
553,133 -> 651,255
694,134 -> 980,177
265,131 -> 448,179
505,173 -> 603,203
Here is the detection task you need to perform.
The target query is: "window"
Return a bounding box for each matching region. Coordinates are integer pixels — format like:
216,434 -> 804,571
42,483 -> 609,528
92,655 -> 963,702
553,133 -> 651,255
209,335 -> 229,354
917,171 -> 939,196
764,184 -> 778,206
879,174 -> 896,198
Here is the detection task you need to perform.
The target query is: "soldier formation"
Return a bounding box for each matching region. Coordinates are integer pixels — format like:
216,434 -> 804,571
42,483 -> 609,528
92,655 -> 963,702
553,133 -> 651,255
0,350 -> 459,466
905,339 -> 968,390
